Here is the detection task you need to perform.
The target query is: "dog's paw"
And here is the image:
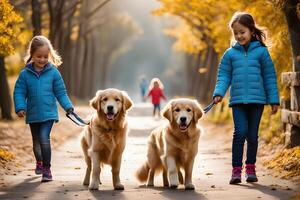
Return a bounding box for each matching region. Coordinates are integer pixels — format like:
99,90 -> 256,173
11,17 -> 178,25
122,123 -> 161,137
185,183 -> 195,190
88,182 -> 99,190
146,183 -> 154,187
169,184 -> 178,189
83,180 -> 89,186
114,183 -> 124,190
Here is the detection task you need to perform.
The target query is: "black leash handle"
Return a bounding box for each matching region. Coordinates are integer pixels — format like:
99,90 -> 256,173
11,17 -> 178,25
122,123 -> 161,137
203,101 -> 215,114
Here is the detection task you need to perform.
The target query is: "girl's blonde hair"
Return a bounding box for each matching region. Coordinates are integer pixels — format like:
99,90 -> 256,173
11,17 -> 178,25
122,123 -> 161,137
149,77 -> 164,90
24,35 -> 62,67
229,12 -> 267,47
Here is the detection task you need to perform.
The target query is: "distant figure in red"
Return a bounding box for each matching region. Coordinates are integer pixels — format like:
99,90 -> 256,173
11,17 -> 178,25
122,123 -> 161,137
145,78 -> 167,117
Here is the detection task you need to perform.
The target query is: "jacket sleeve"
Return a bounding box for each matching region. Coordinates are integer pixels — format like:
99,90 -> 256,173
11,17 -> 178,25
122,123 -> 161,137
261,48 -> 279,105
160,89 -> 167,100
53,69 -> 74,111
13,71 -> 27,113
147,89 -> 152,98
213,50 -> 232,98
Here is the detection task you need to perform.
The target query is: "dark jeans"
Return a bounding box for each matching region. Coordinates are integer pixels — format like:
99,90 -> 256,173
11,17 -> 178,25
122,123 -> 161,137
153,103 -> 161,116
29,120 -> 54,168
232,104 -> 264,167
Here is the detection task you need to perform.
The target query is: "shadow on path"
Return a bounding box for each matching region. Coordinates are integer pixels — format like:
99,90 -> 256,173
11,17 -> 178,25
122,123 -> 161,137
0,176 -> 41,199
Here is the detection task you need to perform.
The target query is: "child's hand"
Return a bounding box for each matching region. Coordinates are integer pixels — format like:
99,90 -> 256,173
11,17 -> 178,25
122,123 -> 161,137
213,96 -> 223,104
270,105 -> 279,115
67,108 -> 74,114
17,110 -> 26,118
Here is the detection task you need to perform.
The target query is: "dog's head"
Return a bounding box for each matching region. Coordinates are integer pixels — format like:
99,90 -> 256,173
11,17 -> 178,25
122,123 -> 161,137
162,98 -> 203,132
90,88 -> 133,121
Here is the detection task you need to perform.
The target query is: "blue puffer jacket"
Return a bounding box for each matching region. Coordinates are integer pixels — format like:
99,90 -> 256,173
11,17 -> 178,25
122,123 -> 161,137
213,41 -> 279,106
13,62 -> 73,124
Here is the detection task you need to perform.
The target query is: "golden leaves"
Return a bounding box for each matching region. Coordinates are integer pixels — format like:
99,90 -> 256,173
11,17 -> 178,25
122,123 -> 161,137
0,0 -> 23,56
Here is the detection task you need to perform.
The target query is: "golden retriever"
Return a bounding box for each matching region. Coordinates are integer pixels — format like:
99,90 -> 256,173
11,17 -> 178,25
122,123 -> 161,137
135,98 -> 203,190
81,88 -> 133,190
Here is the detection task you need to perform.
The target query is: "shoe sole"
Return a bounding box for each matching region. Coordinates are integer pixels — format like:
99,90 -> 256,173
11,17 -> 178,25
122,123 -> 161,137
41,179 -> 53,183
246,178 -> 258,182
41,178 -> 53,182
230,179 -> 241,184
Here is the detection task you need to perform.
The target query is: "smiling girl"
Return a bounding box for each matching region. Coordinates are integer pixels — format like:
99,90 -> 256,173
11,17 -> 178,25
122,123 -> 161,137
212,12 -> 279,184
13,35 -> 74,182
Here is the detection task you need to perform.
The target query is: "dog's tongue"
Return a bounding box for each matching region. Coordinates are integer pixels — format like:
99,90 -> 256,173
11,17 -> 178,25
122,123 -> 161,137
106,113 -> 115,120
179,124 -> 188,130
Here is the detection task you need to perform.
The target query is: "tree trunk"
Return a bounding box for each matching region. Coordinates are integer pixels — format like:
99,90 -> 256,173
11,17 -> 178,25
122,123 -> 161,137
31,0 -> 42,36
283,0 -> 300,147
47,0 -> 64,47
0,56 -> 13,120
190,52 -> 203,97
208,50 -> 218,98
284,0 -> 300,71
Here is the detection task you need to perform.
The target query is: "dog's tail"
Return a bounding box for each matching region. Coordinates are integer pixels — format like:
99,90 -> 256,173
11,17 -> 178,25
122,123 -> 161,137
135,162 -> 150,182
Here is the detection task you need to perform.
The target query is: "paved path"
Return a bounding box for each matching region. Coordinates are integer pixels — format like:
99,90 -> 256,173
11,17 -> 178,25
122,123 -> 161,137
1,104 -> 299,200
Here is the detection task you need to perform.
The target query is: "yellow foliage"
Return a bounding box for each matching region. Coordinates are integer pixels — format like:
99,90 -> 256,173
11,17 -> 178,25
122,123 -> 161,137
0,148 -> 15,162
0,0 -> 23,56
209,97 -> 232,123
164,22 -> 207,54
264,146 -> 300,179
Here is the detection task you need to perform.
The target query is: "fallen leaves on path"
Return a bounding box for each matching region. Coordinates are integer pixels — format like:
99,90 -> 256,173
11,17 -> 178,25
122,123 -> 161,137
263,146 -> 300,180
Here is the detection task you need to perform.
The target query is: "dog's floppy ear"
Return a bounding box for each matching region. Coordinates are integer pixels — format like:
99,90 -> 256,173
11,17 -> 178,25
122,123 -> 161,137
122,91 -> 133,111
162,101 -> 172,122
193,100 -> 203,123
90,90 -> 103,110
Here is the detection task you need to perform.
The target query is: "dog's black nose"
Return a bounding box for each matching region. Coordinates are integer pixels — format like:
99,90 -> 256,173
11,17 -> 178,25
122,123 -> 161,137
107,105 -> 114,111
180,117 -> 187,123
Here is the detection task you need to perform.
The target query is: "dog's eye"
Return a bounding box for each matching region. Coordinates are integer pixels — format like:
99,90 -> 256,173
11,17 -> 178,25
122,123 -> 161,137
115,98 -> 120,102
103,97 -> 108,102
174,108 -> 180,112
187,108 -> 192,112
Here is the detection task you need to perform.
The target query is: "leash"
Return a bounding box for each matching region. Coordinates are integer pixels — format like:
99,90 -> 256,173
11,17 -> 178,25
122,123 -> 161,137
203,101 -> 216,114
66,111 -> 90,126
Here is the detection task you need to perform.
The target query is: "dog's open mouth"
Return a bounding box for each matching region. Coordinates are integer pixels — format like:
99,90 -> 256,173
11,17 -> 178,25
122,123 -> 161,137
179,123 -> 188,131
106,112 -> 116,121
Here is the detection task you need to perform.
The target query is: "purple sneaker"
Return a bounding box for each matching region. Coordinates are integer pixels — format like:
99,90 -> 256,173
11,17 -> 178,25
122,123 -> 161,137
245,164 -> 258,182
41,168 -> 53,182
35,161 -> 43,175
230,167 -> 242,184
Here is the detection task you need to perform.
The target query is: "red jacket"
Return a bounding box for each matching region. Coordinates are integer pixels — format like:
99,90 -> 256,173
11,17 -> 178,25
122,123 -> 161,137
147,87 -> 166,104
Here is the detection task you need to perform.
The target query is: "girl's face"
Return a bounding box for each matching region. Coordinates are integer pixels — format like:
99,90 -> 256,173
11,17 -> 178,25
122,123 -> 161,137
232,22 -> 253,46
154,81 -> 159,88
32,46 -> 50,69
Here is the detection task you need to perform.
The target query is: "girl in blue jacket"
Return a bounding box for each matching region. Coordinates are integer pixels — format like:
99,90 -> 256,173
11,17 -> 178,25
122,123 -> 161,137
212,12 -> 279,184
13,35 -> 74,182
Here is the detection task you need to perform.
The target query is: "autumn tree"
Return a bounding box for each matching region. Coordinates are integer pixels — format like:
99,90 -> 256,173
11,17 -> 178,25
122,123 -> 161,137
0,0 -> 23,120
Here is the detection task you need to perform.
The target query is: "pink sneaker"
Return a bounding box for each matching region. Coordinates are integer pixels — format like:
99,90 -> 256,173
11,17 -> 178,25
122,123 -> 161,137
230,167 -> 242,184
41,168 -> 53,182
245,164 -> 258,182
35,161 -> 43,175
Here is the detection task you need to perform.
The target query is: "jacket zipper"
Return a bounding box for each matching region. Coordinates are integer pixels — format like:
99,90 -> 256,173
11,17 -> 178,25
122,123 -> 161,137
244,47 -> 248,103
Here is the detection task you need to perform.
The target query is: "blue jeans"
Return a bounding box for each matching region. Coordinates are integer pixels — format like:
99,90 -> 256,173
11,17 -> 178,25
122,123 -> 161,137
29,120 -> 54,168
232,104 -> 264,167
